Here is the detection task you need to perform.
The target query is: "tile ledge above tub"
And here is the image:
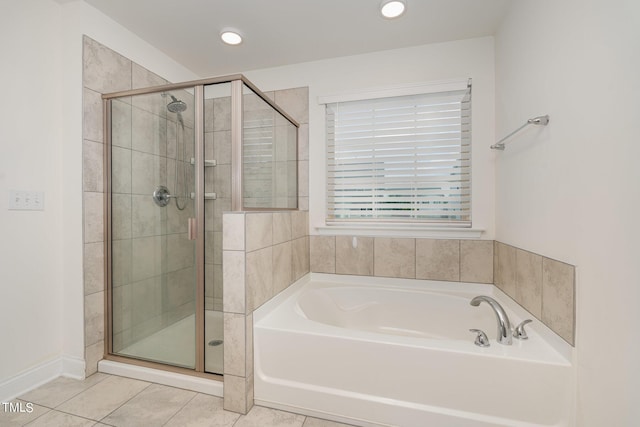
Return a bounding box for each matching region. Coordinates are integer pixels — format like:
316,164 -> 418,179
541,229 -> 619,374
315,224 -> 485,239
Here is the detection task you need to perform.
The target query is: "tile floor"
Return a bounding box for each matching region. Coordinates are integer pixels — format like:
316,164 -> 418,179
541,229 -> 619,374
1,373 -> 355,427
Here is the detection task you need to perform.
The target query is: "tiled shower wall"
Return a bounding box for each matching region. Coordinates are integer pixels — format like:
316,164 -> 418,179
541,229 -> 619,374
310,236 -> 576,345
82,36 -> 311,378
83,35 -> 177,375
109,87 -> 198,353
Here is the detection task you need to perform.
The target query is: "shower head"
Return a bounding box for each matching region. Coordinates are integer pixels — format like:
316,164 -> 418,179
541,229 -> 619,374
162,93 -> 187,113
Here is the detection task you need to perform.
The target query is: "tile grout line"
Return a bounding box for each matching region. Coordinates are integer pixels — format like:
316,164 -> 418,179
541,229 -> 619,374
96,380 -> 152,424
159,391 -> 199,427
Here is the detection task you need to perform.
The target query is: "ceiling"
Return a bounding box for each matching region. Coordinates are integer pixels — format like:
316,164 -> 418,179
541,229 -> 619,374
84,0 -> 511,77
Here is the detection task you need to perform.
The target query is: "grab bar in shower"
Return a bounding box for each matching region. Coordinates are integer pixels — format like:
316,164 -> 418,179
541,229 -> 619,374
490,115 -> 549,150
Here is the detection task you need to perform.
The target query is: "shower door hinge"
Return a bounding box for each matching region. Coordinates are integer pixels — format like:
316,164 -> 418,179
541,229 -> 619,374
188,218 -> 197,240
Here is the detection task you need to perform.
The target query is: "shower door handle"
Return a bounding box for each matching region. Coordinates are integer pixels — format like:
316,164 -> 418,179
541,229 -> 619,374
188,218 -> 197,240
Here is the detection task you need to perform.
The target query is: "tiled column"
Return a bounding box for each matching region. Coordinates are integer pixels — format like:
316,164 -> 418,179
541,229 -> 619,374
222,211 -> 309,414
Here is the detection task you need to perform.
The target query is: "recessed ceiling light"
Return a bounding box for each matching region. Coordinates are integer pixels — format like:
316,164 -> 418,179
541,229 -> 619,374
220,30 -> 242,46
380,0 -> 406,19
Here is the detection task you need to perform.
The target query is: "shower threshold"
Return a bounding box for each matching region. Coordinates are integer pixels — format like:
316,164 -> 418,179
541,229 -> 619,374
103,310 -> 223,391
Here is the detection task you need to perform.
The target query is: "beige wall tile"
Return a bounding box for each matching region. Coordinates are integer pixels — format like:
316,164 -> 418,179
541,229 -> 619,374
298,160 -> 309,197
111,146 -> 132,194
83,140 -> 104,193
111,239 -> 132,286
298,197 -> 309,211
223,250 -> 245,314
223,313 -> 246,377
213,231 -> 223,264
166,233 -> 195,272
214,130 -> 232,165
335,236 -> 373,276
84,340 -> 104,376
374,238 -> 415,279
111,194 -> 131,240
416,239 -> 460,281
310,236 -> 335,274
84,192 -> 104,243
166,267 -> 195,309
274,87 -> 309,124
204,98 -> 215,133
291,210 -> 308,239
112,283 -> 131,335
494,241 -> 517,298
292,236 -> 310,281
131,195 -> 163,238
83,89 -> 103,143
272,241 -> 293,295
83,36 -> 132,93
542,257 -> 575,345
245,213 -> 273,252
223,213 -> 245,251
131,236 -> 163,281
298,124 -> 309,161
84,292 -> 104,346
131,277 -> 162,327
223,374 -> 248,414
212,198 -> 231,232
214,97 -> 232,132
131,151 -> 165,196
111,99 -> 132,149
516,249 -> 543,319
132,106 -> 167,156
84,242 -> 105,295
215,164 -> 232,199
460,240 -> 493,283
272,212 -> 292,245
246,247 -> 273,312
245,314 -> 253,378
245,372 -> 254,412
132,63 -> 168,90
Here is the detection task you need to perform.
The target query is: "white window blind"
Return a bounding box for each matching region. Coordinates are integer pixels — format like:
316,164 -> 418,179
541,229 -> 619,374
326,84 -> 471,226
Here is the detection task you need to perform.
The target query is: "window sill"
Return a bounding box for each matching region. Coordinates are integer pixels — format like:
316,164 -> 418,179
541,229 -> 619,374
315,224 -> 485,239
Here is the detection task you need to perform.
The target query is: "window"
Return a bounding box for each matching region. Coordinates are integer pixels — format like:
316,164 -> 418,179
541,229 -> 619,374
325,81 -> 471,227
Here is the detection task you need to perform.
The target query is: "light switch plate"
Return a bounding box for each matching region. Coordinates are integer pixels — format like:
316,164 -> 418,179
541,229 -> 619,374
9,191 -> 45,211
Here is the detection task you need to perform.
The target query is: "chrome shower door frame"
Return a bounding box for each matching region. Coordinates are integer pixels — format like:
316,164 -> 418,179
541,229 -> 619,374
102,74 -> 299,379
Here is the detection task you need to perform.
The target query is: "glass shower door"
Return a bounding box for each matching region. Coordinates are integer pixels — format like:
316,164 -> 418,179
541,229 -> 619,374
109,88 -> 198,369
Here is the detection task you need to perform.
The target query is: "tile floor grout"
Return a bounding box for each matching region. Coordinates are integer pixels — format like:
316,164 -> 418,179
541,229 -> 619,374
3,373 -> 355,427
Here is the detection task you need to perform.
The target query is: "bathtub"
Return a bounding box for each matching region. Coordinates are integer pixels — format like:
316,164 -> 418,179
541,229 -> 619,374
254,274 -> 574,427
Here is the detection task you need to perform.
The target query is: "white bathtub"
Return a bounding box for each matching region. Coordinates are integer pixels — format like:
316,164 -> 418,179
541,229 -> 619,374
254,274 -> 575,427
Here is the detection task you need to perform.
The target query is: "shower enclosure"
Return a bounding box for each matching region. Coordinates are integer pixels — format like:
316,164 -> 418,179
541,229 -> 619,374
102,75 -> 298,377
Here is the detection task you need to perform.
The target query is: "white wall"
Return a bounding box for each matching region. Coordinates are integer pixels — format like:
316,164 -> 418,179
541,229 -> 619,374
0,0 -> 65,383
0,0 -> 198,397
495,1 -> 640,424
244,37 -> 496,239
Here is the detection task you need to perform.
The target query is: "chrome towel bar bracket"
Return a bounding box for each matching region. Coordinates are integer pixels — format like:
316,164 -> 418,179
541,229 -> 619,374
491,115 -> 550,150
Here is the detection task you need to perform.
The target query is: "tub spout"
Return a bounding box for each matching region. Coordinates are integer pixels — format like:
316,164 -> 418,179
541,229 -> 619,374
470,296 -> 512,345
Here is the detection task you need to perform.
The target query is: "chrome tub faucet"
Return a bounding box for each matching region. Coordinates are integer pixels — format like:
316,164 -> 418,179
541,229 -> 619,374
470,296 -> 512,345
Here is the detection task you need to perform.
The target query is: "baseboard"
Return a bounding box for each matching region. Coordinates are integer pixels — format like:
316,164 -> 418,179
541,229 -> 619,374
61,355 -> 86,380
0,356 -> 86,402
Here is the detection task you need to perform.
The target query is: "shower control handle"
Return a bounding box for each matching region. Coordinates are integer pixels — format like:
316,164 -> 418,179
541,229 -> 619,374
188,218 -> 197,240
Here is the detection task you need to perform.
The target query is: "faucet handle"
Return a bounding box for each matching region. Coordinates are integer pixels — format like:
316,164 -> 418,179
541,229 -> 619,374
469,329 -> 490,347
513,319 -> 533,340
